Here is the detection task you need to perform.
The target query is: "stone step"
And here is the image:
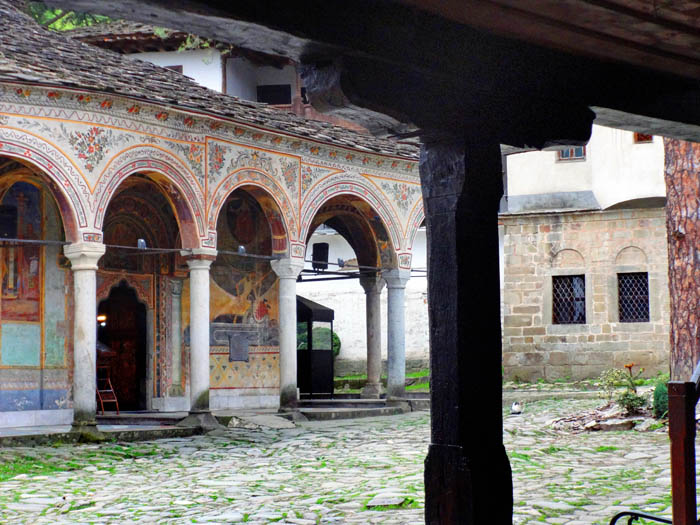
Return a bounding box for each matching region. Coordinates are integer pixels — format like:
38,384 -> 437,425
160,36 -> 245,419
299,399 -> 387,409
299,405 -> 408,421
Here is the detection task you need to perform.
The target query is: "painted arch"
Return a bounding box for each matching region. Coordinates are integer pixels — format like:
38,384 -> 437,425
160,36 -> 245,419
0,128 -> 87,241
93,145 -> 204,249
299,174 -> 403,254
208,168 -> 295,255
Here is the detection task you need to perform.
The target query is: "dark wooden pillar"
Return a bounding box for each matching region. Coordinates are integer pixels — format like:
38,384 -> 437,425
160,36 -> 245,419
664,138 -> 700,381
421,136 -> 512,524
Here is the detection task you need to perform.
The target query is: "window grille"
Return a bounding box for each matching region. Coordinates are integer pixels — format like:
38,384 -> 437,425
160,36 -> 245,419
618,272 -> 649,322
552,275 -> 586,324
557,146 -> 586,161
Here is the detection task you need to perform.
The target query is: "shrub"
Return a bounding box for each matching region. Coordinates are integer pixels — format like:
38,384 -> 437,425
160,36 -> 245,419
598,368 -> 626,401
653,379 -> 669,419
616,391 -> 647,414
297,326 -> 341,358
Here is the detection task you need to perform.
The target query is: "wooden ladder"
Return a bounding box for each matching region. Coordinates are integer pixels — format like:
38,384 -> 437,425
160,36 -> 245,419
96,365 -> 119,415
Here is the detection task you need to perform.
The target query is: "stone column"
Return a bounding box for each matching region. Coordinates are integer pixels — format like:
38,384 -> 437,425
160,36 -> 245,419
421,138 -> 512,524
64,241 -> 105,433
360,275 -> 385,398
185,251 -> 215,414
271,258 -> 304,410
169,279 -> 184,396
383,268 -> 410,399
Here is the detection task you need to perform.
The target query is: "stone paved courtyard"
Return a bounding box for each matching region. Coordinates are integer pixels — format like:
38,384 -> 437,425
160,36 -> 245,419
0,398 -> 675,524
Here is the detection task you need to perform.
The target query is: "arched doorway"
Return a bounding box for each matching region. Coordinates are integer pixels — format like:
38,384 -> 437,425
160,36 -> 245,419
99,174 -> 186,410
97,282 -> 147,411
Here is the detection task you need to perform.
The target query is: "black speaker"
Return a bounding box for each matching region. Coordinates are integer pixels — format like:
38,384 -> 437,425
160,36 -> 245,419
0,206 -> 17,239
312,242 -> 329,271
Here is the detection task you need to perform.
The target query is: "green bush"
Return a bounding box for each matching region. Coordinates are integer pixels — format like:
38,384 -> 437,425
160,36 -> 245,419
616,391 -> 647,414
297,326 -> 341,358
653,379 -> 669,419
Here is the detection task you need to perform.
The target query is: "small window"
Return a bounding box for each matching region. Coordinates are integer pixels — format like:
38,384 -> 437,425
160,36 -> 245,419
633,132 -> 653,143
552,275 -> 586,324
557,147 -> 586,162
618,272 -> 649,322
557,146 -> 586,161
165,65 -> 183,74
257,84 -> 292,105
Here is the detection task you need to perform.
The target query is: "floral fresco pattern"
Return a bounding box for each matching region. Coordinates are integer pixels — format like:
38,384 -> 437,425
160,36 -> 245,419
68,126 -> 113,172
382,181 -> 420,213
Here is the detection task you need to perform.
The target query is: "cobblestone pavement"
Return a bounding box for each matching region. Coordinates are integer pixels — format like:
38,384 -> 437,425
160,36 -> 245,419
0,399 -> 674,524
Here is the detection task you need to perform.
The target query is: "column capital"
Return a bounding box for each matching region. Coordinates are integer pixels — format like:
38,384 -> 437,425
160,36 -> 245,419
185,248 -> 217,270
271,258 -> 304,279
64,242 -> 105,271
360,274 -> 386,295
383,268 -> 411,289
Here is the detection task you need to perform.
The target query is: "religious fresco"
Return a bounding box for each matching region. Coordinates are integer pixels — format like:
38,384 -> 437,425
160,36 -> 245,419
0,175 -> 70,411
207,190 -> 280,391
1,182 -> 41,322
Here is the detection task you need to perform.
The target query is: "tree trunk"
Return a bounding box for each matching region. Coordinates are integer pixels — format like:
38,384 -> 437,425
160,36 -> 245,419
664,138 -> 700,381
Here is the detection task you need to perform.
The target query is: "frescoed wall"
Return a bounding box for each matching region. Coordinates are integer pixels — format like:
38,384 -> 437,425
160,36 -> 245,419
0,175 -> 71,415
183,189 -> 282,408
0,83 -> 420,420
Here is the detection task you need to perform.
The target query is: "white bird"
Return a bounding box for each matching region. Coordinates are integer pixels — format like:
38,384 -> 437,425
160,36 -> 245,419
511,401 -> 523,415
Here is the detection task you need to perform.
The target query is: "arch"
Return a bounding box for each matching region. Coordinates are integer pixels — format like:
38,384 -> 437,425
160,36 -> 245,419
94,146 -> 204,248
605,196 -> 666,210
96,274 -> 154,310
208,168 -> 295,254
0,129 -> 87,241
615,246 -> 648,266
304,194 -> 398,269
551,248 -> 585,268
406,202 -> 425,251
299,174 -> 403,252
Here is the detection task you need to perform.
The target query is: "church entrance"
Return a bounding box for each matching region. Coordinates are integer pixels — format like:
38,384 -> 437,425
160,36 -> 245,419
97,282 -> 147,411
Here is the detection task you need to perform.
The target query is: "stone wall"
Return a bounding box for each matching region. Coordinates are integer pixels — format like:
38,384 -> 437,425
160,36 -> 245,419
501,207 -> 670,381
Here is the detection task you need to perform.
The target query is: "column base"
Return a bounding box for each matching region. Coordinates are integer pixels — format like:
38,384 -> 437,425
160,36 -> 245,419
178,411 -> 222,431
70,420 -> 106,443
386,384 -> 406,400
424,443 -> 512,524
361,382 -> 383,399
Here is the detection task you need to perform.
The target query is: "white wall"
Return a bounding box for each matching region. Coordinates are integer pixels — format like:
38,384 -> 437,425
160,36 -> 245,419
225,57 -> 258,101
589,127 -> 665,209
296,229 -> 429,367
225,58 -> 298,102
506,125 -> 665,209
133,48 -> 223,92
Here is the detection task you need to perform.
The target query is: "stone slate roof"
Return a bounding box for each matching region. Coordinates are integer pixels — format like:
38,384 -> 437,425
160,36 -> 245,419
0,2 -> 418,159
65,20 -> 184,41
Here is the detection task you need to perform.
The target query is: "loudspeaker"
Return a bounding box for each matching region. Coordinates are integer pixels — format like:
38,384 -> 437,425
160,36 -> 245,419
0,206 -> 17,239
312,242 -> 329,271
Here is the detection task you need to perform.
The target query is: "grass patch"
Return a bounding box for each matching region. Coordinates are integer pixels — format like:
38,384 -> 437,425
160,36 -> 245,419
0,456 -> 68,481
594,446 -> 619,453
406,381 -> 430,391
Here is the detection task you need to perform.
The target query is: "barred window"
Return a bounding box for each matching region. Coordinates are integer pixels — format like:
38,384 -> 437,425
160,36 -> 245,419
552,275 -> 586,324
618,272 -> 649,322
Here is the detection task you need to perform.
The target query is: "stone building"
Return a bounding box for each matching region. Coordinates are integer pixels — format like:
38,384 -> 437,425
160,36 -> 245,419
501,125 -> 670,381
0,4 -> 421,428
